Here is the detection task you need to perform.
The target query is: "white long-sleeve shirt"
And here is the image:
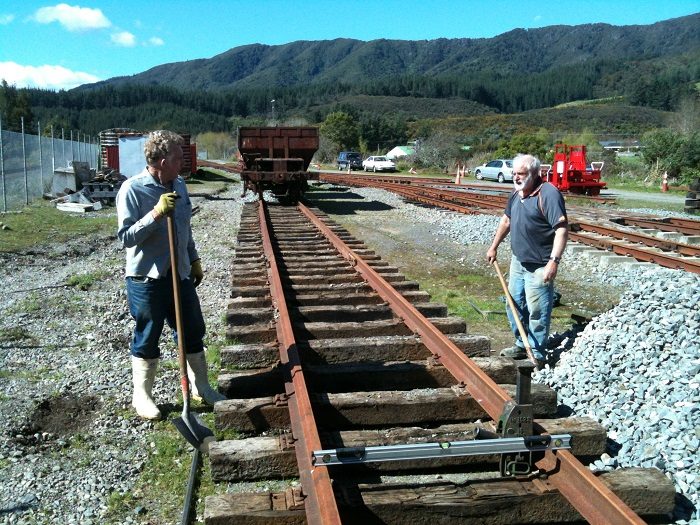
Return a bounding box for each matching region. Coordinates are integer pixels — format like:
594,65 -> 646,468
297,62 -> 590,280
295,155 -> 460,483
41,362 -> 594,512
116,168 -> 198,280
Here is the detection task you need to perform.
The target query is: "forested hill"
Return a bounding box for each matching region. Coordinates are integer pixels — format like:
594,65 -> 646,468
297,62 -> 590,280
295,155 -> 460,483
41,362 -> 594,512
87,14 -> 699,91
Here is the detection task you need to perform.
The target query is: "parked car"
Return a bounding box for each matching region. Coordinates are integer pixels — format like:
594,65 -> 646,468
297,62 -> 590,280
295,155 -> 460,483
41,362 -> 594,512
363,156 -> 396,172
473,159 -> 514,183
337,151 -> 363,171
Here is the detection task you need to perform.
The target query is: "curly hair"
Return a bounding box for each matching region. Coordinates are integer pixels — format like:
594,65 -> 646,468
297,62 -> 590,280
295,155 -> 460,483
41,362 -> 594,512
144,130 -> 184,165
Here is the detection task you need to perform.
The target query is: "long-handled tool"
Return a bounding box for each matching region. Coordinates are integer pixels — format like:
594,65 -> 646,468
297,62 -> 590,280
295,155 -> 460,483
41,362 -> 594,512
166,214 -> 215,453
491,260 -> 537,365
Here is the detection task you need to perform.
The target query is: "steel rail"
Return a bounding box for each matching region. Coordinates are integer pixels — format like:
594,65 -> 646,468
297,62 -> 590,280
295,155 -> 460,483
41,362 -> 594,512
574,220 -> 700,257
569,231 -> 700,274
257,201 -> 341,525
615,216 -> 700,235
322,173 -> 504,212
298,201 -> 644,524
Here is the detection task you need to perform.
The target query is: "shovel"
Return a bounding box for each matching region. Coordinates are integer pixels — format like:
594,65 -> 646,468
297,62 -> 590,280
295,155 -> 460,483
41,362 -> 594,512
166,214 -> 215,453
491,260 -> 537,365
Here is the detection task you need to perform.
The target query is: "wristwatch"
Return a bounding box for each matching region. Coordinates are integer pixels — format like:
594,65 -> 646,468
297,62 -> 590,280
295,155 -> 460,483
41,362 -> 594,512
549,256 -> 561,263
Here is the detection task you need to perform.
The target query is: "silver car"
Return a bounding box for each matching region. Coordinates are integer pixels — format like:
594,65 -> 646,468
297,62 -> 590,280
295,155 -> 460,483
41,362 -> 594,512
473,159 -> 513,183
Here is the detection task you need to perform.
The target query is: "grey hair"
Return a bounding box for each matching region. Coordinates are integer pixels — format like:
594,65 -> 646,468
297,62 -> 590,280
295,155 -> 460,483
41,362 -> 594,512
513,154 -> 541,177
144,130 -> 184,165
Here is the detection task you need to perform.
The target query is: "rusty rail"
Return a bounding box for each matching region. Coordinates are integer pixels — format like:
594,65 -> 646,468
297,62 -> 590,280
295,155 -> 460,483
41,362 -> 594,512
569,230 -> 700,273
257,201 -> 341,525
297,201 -> 645,524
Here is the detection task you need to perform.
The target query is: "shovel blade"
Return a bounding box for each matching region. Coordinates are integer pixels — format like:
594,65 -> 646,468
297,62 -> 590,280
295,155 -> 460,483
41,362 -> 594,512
173,413 -> 215,453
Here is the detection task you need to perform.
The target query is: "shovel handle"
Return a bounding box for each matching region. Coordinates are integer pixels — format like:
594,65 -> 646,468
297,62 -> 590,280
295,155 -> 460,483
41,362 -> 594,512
166,214 -> 190,398
491,260 -> 537,364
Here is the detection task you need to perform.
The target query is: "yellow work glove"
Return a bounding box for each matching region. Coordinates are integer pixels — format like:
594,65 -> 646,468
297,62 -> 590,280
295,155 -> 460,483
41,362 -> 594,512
190,259 -> 204,287
153,192 -> 177,218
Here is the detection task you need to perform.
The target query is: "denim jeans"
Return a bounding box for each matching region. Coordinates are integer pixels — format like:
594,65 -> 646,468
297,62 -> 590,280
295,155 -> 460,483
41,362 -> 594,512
505,256 -> 554,361
126,275 -> 206,359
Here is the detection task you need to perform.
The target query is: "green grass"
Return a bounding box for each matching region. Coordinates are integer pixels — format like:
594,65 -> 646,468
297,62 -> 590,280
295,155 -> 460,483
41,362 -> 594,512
104,413 -> 231,524
0,200 -> 115,253
66,270 -> 113,290
0,326 -> 36,343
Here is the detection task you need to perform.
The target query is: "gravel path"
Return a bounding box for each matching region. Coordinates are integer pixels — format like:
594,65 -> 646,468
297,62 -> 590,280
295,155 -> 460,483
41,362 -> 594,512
1,180 -> 698,524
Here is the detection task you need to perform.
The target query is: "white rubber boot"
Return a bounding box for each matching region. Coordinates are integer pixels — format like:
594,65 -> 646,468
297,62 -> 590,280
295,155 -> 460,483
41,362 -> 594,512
131,356 -> 162,420
186,351 -> 227,405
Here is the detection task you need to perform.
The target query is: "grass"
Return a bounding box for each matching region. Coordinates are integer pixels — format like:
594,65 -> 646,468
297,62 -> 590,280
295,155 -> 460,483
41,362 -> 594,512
0,326 -> 36,343
104,411 -> 233,524
0,200 -> 115,253
66,270 -> 113,290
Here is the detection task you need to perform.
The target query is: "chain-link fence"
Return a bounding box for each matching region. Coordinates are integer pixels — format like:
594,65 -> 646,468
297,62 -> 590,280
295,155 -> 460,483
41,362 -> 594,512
0,119 -> 98,212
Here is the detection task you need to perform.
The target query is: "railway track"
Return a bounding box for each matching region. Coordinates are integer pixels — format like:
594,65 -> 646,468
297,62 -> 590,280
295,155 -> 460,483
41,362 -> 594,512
201,199 -> 674,524
319,172 -> 700,274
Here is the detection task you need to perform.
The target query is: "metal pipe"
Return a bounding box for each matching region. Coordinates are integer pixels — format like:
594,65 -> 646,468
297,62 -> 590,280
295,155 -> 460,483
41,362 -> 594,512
180,448 -> 200,525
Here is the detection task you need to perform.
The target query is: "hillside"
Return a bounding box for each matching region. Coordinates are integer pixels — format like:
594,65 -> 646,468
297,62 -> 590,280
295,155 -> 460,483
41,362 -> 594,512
89,14 -> 699,91
15,14 -> 698,139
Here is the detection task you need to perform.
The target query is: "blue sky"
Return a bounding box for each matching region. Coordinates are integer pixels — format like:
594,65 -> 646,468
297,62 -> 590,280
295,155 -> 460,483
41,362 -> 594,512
0,0 -> 698,90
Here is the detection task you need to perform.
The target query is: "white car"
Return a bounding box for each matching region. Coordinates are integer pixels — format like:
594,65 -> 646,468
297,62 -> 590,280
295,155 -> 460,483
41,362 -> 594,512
363,156 -> 396,172
473,159 -> 514,183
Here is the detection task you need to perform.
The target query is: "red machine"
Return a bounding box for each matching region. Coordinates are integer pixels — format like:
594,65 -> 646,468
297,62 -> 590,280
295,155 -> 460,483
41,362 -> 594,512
541,144 -> 606,196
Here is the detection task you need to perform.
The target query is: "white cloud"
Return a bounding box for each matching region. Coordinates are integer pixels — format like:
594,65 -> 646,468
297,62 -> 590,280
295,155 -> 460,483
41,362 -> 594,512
0,14 -> 15,25
33,3 -> 110,32
147,36 -> 164,46
111,31 -> 136,47
0,61 -> 100,90
533,15 -> 542,22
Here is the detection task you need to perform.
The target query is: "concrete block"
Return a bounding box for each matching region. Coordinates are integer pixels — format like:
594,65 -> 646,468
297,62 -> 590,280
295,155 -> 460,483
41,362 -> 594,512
681,235 -> 700,245
599,255 -> 634,267
656,231 -> 683,241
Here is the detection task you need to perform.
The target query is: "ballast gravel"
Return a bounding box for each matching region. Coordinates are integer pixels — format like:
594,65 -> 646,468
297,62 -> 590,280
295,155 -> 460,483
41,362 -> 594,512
0,179 -> 698,524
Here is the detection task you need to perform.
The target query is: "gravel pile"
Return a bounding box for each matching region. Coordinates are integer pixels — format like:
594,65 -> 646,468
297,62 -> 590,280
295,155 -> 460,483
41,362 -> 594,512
537,272 -> 700,523
0,182 -> 242,525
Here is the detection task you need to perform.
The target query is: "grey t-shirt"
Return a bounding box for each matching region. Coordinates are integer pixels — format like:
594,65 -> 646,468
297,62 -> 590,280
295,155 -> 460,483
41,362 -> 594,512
505,181 -> 567,266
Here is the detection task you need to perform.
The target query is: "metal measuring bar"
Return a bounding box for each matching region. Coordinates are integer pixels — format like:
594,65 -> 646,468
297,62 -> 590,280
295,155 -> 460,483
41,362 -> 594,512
312,434 -> 571,466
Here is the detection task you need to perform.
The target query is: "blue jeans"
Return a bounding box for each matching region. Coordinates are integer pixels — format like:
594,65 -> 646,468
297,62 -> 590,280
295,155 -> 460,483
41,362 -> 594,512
126,275 -> 206,359
505,256 -> 554,361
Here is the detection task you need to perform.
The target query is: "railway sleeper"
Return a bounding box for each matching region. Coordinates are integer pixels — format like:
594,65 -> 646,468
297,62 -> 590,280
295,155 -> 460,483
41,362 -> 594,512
226,317 -> 467,345
204,469 -> 674,524
214,384 -> 557,433
219,334 -> 491,369
218,357 -> 516,398
209,418 -> 606,481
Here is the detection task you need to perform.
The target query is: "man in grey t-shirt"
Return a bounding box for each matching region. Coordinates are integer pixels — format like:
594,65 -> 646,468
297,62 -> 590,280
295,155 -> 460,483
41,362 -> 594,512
486,154 -> 568,369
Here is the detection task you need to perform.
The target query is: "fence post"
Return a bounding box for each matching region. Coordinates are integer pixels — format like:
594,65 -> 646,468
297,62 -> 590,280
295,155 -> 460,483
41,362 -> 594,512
21,116 -> 28,205
38,120 -> 44,195
70,130 -> 74,164
0,114 -> 6,212
62,128 -> 65,165
51,126 -> 55,174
